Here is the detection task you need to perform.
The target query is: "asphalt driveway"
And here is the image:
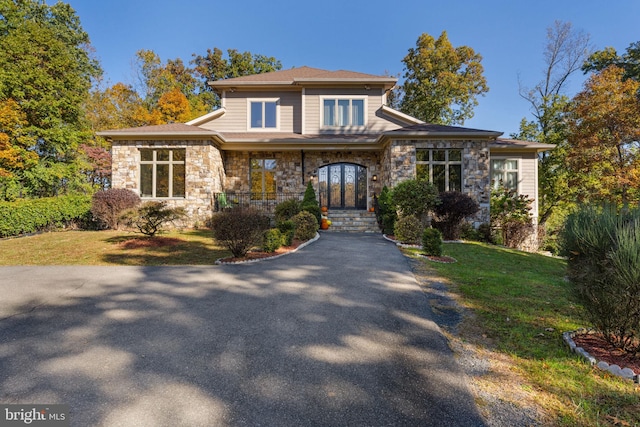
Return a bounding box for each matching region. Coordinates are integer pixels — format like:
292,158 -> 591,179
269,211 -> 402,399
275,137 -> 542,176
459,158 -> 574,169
0,232 -> 485,426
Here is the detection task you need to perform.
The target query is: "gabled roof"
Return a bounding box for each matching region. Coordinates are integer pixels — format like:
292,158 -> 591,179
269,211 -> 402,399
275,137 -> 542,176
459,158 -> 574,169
209,66 -> 397,90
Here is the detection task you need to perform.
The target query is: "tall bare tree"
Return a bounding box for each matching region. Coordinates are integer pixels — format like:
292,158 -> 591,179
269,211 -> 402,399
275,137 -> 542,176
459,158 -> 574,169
514,21 -> 592,227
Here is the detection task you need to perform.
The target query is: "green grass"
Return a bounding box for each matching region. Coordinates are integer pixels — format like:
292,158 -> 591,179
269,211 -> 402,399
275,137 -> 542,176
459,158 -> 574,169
0,229 -> 231,265
407,242 -> 640,426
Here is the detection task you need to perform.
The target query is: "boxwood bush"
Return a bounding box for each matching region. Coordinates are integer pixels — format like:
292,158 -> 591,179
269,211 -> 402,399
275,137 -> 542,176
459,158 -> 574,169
291,211 -> 318,241
0,194 -> 92,237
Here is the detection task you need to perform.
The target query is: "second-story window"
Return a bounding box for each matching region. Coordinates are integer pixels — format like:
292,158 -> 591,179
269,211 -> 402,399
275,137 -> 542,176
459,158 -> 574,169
322,98 -> 365,127
249,99 -> 278,129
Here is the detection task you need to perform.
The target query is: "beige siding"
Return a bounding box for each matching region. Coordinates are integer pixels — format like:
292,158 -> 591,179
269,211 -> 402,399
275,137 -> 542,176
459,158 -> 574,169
303,88 -> 404,134
199,90 -> 301,133
492,151 -> 539,219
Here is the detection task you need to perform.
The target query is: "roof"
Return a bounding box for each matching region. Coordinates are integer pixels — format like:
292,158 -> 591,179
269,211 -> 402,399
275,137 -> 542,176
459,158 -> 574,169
96,123 -> 218,139
386,123 -> 503,138
209,66 -> 397,90
491,138 -> 555,151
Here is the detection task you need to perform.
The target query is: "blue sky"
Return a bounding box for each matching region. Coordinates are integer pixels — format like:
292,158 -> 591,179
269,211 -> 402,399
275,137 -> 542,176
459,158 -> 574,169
60,0 -> 639,137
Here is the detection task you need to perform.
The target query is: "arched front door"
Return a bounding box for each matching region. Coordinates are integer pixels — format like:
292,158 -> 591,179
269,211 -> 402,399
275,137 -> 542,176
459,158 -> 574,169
318,163 -> 367,209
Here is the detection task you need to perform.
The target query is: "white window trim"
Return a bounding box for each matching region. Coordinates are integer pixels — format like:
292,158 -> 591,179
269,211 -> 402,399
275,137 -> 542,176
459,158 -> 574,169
247,98 -> 280,131
490,157 -> 521,193
319,96 -> 367,129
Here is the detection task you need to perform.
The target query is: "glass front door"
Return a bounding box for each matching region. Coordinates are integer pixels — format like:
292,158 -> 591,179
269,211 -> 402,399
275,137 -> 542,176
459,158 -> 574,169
318,163 -> 367,209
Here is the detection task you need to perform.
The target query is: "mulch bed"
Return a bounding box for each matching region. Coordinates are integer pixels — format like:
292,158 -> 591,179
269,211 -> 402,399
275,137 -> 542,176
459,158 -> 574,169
217,239 -> 306,263
119,237 -> 183,249
572,333 -> 640,374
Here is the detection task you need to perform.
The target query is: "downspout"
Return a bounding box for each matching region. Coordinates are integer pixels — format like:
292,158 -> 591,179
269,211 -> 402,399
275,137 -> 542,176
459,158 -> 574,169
301,150 -> 305,185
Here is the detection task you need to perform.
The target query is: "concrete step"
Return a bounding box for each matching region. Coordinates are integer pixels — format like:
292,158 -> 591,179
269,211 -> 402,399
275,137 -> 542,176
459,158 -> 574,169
322,210 -> 380,233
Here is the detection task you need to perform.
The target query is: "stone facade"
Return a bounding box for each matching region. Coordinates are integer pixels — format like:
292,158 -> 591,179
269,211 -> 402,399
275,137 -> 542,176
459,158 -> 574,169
110,140 -> 224,226
382,139 -> 491,225
111,139 -> 493,228
224,150 -> 383,208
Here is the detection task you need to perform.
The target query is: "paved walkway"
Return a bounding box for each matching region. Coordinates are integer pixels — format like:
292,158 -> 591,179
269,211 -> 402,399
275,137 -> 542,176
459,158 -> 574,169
0,233 -> 485,426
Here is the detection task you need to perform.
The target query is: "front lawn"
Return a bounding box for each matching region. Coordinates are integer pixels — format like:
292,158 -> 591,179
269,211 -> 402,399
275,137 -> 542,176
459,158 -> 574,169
406,242 -> 640,426
0,229 -> 230,265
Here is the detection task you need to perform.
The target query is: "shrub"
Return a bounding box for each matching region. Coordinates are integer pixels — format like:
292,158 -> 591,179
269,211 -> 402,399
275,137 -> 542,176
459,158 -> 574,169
91,188 -> 140,229
376,185 -> 397,234
275,199 -> 302,223
277,220 -> 296,246
0,194 -> 92,237
432,191 -> 480,240
291,210 -> 318,241
560,205 -> 640,355
422,228 -> 443,256
120,201 -> 186,237
301,181 -> 321,225
211,208 -> 270,258
263,228 -> 283,252
490,185 -> 534,249
394,214 -> 423,244
391,179 -> 440,224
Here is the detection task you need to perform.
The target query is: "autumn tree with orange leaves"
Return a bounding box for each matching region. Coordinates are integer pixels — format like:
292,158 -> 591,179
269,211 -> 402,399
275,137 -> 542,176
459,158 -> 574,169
565,65 -> 640,206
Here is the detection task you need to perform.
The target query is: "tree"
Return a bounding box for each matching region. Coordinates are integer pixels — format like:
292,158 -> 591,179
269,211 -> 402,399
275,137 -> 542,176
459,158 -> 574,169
514,21 -> 591,226
0,0 -> 102,197
565,66 -> 640,206
0,99 -> 38,178
192,47 -> 282,110
583,41 -> 640,82
398,31 -> 488,125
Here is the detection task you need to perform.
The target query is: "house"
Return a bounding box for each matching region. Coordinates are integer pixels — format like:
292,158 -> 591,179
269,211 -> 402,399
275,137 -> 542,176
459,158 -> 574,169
98,66 -> 553,235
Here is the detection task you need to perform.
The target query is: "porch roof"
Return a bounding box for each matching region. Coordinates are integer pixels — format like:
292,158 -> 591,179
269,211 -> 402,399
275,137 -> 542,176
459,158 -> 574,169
491,138 -> 556,152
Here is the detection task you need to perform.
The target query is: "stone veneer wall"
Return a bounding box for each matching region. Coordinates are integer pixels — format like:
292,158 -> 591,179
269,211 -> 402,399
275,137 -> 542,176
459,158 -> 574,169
381,139 -> 491,225
224,150 -> 383,207
111,140 -> 224,226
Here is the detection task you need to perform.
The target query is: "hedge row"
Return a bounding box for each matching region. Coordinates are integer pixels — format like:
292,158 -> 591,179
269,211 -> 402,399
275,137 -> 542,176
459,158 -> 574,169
0,194 -> 92,238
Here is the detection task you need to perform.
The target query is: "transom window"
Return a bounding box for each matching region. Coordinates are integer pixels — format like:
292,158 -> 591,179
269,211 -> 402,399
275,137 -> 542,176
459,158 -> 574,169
491,159 -> 519,190
250,158 -> 276,199
249,99 -> 278,129
140,149 -> 185,198
322,98 -> 365,127
416,149 -> 462,192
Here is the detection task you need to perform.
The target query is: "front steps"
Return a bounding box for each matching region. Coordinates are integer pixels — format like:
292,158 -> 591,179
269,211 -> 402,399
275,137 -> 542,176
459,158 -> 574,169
323,210 -> 380,233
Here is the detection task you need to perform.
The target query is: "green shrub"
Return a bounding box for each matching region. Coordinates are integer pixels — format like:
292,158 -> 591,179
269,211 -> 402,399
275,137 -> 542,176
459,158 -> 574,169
432,191 -> 480,240
394,214 -> 423,244
291,210 -> 318,241
277,220 -> 296,246
275,199 -> 302,223
422,228 -> 443,256
120,201 -> 186,237
391,179 -> 440,224
211,208 -> 270,258
561,205 -> 640,355
262,228 -> 283,252
490,185 -> 534,249
301,181 -> 321,225
376,185 -> 397,234
0,194 -> 92,237
91,188 -> 140,229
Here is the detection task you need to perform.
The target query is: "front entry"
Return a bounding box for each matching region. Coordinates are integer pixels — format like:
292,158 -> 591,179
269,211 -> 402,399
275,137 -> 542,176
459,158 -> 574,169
318,163 -> 367,209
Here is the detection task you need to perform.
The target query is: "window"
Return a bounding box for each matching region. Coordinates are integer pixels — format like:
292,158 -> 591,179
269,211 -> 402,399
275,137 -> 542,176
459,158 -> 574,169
491,159 -> 519,190
249,99 -> 278,129
250,158 -> 276,199
322,98 -> 365,127
416,149 -> 462,192
140,149 -> 185,198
